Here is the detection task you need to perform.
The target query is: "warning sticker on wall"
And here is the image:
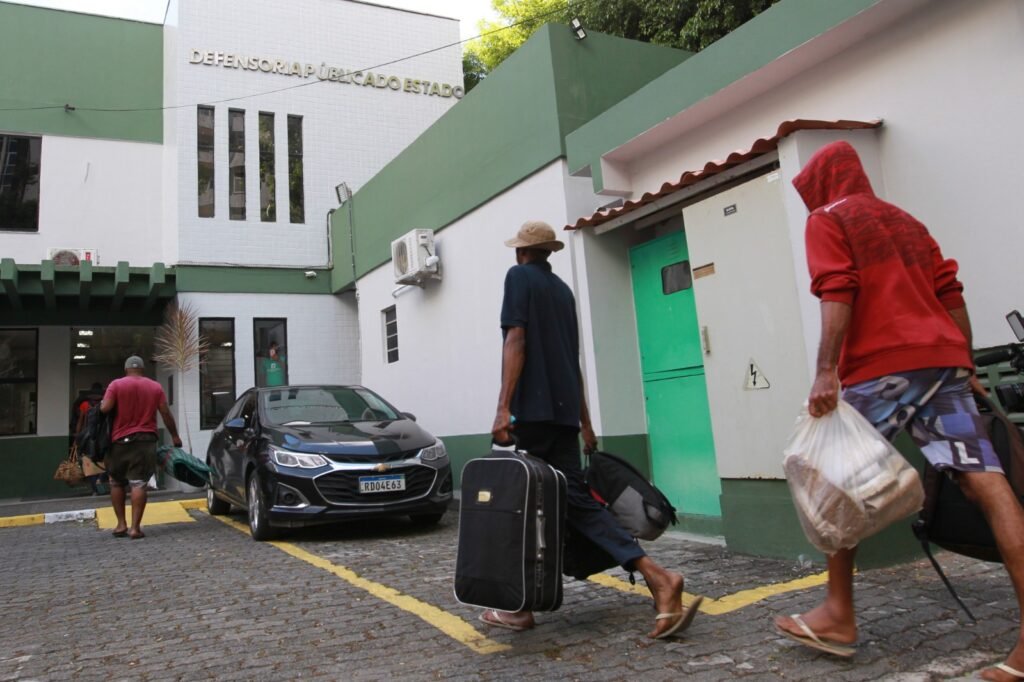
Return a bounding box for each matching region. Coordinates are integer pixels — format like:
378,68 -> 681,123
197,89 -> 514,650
744,359 -> 770,390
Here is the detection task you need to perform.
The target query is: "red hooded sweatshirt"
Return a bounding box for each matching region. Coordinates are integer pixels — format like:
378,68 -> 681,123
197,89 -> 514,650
792,141 -> 971,386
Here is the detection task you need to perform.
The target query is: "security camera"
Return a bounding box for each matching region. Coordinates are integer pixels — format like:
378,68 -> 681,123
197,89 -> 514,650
304,270 -> 317,279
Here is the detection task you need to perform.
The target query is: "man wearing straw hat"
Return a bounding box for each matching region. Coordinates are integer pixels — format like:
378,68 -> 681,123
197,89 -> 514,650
483,220 -> 700,639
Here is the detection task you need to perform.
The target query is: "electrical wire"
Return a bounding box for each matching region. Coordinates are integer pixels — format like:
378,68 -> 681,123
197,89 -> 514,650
0,1 -> 575,113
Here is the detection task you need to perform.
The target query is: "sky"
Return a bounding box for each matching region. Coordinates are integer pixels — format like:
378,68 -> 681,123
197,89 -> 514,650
2,0 -> 500,41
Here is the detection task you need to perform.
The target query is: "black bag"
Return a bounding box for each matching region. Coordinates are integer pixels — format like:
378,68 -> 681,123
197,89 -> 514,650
78,404 -> 113,464
912,394 -> 1024,619
454,447 -> 567,612
585,451 -> 677,541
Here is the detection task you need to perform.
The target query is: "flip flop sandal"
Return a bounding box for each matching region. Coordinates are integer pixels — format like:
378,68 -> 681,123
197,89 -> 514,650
776,614 -> 856,658
995,663 -> 1024,680
479,609 -> 531,632
654,595 -> 704,640
111,530 -> 128,538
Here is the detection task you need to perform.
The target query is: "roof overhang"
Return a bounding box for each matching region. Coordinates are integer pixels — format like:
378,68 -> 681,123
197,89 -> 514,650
0,258 -> 176,325
567,118 -> 882,232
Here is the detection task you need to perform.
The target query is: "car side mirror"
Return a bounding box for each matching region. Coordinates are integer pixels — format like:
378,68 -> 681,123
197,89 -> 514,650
225,417 -> 246,431
401,412 -> 417,422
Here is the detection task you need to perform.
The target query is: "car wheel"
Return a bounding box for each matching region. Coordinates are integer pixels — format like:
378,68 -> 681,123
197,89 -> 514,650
206,484 -> 230,516
247,474 -> 277,541
410,513 -> 444,527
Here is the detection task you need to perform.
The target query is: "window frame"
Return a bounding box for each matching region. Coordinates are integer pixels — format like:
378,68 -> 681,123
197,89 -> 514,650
258,111 -> 276,222
382,306 -> 398,364
0,328 -> 39,436
0,133 -> 42,232
196,105 -> 215,218
253,318 -> 288,388
287,114 -> 305,224
198,317 -> 236,430
228,108 -> 246,221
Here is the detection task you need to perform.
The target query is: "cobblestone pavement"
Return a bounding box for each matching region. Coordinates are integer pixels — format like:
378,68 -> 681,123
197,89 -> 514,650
0,506 -> 1017,681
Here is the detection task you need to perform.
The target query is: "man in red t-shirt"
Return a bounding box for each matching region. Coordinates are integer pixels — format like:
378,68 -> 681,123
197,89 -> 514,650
101,356 -> 182,540
774,142 -> 1024,681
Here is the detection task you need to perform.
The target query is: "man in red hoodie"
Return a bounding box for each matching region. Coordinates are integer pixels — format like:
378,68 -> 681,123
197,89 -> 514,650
775,141 -> 1024,681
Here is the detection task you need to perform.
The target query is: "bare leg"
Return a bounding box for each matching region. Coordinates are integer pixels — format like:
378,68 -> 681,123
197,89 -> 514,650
960,473 -> 1024,681
775,546 -> 858,645
129,486 -> 147,539
633,556 -> 686,638
109,483 -> 128,535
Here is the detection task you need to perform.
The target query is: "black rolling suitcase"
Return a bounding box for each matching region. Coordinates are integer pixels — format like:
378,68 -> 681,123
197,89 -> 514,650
454,446 -> 567,612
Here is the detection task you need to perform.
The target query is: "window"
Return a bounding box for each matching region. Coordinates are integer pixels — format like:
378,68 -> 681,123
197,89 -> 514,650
383,306 -> 398,364
253,318 -> 288,387
228,109 -> 246,220
197,106 -> 215,218
287,115 -> 304,224
0,329 -> 38,435
199,319 -> 236,429
662,260 -> 693,295
258,112 -> 276,222
0,135 -> 42,231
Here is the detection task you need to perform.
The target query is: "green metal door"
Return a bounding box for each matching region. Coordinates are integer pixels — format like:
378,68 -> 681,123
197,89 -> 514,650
630,232 -> 721,518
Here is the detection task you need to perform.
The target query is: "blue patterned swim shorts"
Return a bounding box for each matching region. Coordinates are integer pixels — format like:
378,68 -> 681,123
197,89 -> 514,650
843,367 -> 1003,474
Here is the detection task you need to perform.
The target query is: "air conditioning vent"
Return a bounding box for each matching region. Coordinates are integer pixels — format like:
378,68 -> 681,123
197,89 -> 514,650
390,229 -> 440,286
46,248 -> 98,266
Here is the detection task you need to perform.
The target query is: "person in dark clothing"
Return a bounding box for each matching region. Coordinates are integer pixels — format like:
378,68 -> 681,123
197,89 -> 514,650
775,142 -> 1024,681
483,220 -> 701,639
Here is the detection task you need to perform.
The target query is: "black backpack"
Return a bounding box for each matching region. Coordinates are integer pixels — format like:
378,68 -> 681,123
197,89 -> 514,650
586,451 -> 678,541
912,394 -> 1024,619
78,404 -> 113,463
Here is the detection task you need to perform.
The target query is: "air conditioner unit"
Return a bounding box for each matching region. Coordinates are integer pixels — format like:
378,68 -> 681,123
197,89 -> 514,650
391,229 -> 440,285
46,248 -> 99,266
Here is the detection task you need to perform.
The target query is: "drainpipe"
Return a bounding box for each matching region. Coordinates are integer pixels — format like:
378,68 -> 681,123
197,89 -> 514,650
325,208 -> 336,269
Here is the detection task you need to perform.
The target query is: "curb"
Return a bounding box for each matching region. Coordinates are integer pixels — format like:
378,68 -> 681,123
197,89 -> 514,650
0,499 -> 204,528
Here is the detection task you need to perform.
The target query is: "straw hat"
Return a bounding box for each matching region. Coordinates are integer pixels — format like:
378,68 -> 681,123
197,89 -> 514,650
504,220 -> 564,252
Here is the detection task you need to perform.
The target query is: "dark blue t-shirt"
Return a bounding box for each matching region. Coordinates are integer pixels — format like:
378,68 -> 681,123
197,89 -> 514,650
500,261 -> 581,427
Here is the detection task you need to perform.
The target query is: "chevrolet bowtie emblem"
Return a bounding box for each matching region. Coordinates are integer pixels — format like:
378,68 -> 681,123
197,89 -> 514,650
373,463 -> 391,473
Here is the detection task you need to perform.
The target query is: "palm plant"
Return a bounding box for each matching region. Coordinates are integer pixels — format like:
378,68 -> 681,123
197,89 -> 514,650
153,301 -> 208,452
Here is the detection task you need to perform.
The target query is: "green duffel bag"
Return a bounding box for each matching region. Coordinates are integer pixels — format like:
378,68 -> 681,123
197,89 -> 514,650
156,445 -> 212,488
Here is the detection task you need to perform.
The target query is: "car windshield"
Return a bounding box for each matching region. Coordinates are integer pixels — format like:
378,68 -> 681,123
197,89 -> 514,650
260,387 -> 400,426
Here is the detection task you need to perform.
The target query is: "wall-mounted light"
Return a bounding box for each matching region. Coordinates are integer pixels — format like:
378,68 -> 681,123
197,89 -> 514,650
570,18 -> 587,40
73,354 -> 86,360
335,182 -> 352,205
76,342 -> 90,349
78,330 -> 94,337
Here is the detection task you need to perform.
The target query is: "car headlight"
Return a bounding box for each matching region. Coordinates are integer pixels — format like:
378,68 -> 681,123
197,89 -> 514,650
271,446 -> 328,469
419,440 -> 448,462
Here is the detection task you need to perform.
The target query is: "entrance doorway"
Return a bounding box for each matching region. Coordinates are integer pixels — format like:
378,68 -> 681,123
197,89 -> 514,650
629,231 -> 721,519
68,326 -> 157,435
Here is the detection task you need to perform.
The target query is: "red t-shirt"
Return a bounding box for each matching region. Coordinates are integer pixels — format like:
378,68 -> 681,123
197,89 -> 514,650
104,376 -> 167,441
793,141 -> 972,386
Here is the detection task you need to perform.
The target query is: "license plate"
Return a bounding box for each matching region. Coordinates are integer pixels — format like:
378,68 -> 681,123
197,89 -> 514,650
358,474 -> 406,493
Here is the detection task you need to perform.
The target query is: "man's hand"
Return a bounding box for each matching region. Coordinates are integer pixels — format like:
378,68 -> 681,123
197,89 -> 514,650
969,374 -> 989,397
808,369 -> 840,418
581,422 -> 597,455
172,436 -> 183,448
491,407 -> 514,446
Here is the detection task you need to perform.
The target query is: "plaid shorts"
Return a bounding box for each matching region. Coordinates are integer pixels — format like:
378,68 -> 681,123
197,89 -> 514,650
843,367 -> 1003,474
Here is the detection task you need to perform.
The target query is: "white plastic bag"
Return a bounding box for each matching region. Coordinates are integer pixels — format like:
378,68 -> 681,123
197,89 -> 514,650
782,400 -> 924,555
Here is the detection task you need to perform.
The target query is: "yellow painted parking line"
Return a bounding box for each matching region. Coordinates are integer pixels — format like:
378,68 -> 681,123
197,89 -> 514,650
208,513 -> 511,655
0,513 -> 44,528
178,498 -> 206,511
95,500 -> 196,529
588,569 -> 829,616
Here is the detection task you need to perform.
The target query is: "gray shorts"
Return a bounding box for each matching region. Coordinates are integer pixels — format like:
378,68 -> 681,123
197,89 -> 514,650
843,367 -> 1002,474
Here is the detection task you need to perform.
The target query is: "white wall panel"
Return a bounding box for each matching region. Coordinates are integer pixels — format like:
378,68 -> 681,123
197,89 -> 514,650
173,0 -> 462,267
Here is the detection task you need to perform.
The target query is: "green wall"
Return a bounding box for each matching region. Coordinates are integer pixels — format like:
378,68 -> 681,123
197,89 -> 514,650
0,436 -> 87,499
331,26 -> 689,292
564,0 -> 882,192
0,3 -> 162,143
175,266 -> 333,294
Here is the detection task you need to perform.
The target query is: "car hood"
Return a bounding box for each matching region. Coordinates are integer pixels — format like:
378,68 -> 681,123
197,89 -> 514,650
264,420 -> 436,457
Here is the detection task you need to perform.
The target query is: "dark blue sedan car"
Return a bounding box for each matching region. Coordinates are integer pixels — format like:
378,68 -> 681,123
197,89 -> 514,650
205,385 -> 452,540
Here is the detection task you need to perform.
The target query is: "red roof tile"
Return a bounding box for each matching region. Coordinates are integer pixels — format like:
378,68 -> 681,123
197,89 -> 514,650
566,119 -> 882,231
